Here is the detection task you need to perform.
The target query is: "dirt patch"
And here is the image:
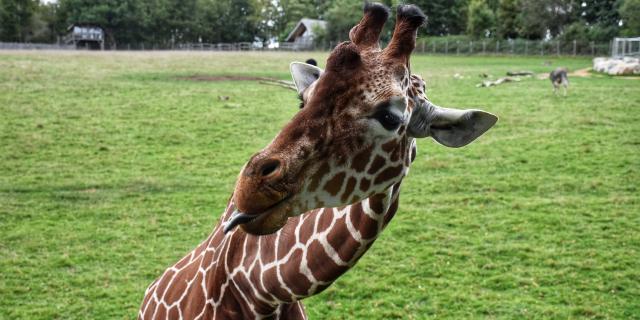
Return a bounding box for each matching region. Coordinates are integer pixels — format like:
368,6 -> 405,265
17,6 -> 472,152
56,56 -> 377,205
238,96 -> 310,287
177,75 -> 270,82
536,73 -> 549,80
567,68 -> 639,79
535,68 -> 593,80
570,68 -> 592,78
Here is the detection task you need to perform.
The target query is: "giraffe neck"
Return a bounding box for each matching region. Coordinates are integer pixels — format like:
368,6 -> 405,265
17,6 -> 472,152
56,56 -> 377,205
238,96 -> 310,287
221,180 -> 403,316
139,133 -> 418,320
139,173 -> 407,320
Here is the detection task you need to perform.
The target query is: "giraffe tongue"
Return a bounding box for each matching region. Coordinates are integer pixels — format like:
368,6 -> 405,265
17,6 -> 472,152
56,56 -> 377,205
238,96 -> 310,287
223,210 -> 257,233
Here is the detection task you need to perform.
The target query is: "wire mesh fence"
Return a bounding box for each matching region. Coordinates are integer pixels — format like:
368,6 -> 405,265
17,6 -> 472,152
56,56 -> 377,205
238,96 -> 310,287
415,39 -> 611,56
1,39 -> 613,56
611,37 -> 640,58
0,42 -> 75,50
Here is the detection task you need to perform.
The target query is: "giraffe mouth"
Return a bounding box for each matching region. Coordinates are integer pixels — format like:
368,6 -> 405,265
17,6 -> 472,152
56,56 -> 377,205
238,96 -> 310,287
223,211 -> 257,233
223,195 -> 294,235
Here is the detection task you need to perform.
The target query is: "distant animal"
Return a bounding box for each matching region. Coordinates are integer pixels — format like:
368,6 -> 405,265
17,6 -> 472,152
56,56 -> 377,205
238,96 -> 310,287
550,67 -> 569,96
305,58 -> 317,66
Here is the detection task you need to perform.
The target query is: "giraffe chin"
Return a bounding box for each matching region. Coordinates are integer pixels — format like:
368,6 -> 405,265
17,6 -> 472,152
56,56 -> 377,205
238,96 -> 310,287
234,197 -> 294,235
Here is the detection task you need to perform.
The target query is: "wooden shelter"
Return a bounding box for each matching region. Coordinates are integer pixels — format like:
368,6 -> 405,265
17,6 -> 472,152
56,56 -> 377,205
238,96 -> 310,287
64,24 -> 104,50
284,19 -> 327,50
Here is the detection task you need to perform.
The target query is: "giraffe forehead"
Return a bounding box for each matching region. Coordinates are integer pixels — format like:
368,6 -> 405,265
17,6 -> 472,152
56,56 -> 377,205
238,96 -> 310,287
348,66 -> 408,109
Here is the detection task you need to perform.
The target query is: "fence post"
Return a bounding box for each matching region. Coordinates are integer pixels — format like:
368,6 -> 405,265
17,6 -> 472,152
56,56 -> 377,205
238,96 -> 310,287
456,40 -> 460,55
469,41 -> 473,54
432,41 -> 435,54
610,39 -> 614,57
496,41 -> 500,55
591,41 -> 595,56
445,39 -> 448,54
525,40 -> 528,55
482,41 -> 486,54
510,41 -> 514,54
421,41 -> 425,53
556,40 -> 560,56
540,41 -> 544,56
573,40 -> 577,56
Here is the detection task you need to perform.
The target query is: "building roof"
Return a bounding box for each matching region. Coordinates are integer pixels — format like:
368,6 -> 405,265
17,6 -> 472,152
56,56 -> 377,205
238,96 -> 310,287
285,19 -> 327,42
66,23 -> 104,32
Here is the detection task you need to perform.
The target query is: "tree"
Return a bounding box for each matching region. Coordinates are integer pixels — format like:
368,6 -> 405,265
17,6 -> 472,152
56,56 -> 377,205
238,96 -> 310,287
568,0 -> 621,41
197,0 -> 260,43
30,1 -> 64,43
620,0 -> 640,36
323,0 -> 363,42
0,0 -> 37,42
517,0 -> 576,39
467,0 -> 495,38
496,0 -> 519,38
579,0 -> 621,27
413,0 -> 469,35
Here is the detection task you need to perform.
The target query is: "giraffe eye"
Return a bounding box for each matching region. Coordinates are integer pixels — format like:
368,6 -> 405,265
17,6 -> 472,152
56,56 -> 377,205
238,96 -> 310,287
376,111 -> 403,131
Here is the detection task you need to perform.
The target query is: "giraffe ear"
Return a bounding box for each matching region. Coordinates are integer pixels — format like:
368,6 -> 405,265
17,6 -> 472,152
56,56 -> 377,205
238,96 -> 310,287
408,101 -> 498,148
290,62 -> 323,96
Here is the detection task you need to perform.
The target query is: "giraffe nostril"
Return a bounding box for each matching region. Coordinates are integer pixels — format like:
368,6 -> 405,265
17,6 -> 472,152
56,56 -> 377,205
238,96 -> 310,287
260,159 -> 282,178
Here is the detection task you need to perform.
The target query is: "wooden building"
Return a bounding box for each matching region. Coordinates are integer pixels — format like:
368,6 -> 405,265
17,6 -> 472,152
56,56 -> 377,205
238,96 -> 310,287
64,24 -> 104,50
284,19 -> 327,50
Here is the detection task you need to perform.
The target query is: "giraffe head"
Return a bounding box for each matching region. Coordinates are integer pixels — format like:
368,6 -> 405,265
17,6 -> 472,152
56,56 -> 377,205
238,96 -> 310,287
226,3 -> 497,235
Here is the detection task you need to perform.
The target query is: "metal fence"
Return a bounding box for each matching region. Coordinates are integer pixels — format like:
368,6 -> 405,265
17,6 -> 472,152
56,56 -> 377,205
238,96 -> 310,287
0,39 -> 613,56
611,37 -> 640,58
161,39 -> 613,56
414,39 -> 611,56
0,42 -> 75,50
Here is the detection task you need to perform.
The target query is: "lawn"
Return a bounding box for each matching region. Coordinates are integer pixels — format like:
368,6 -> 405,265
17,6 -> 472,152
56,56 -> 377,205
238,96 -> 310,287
1,51 -> 638,319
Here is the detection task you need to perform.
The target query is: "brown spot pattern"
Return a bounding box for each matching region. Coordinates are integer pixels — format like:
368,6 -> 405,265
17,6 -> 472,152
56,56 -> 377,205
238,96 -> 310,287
374,165 -> 403,185
307,240 -> 349,282
369,193 -> 387,214
324,172 -> 346,196
327,217 -> 362,262
381,140 -> 396,153
308,162 -> 330,192
281,248 -> 312,296
367,155 -> 386,175
341,177 -> 357,203
359,178 -> 371,192
351,146 -> 373,172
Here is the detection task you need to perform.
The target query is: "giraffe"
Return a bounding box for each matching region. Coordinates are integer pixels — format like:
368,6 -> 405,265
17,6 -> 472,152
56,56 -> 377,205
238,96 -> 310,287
139,3 -> 497,319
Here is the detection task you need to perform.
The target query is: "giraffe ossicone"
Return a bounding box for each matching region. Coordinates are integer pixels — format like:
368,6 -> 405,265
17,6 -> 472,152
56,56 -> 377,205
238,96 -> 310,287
140,3 -> 497,319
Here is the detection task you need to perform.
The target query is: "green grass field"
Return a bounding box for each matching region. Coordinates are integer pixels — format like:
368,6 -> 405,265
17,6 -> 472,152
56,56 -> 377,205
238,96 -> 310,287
1,51 -> 639,319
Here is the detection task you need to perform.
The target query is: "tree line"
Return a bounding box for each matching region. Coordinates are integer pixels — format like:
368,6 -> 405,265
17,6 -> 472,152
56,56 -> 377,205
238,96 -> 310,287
1,0 -> 639,48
